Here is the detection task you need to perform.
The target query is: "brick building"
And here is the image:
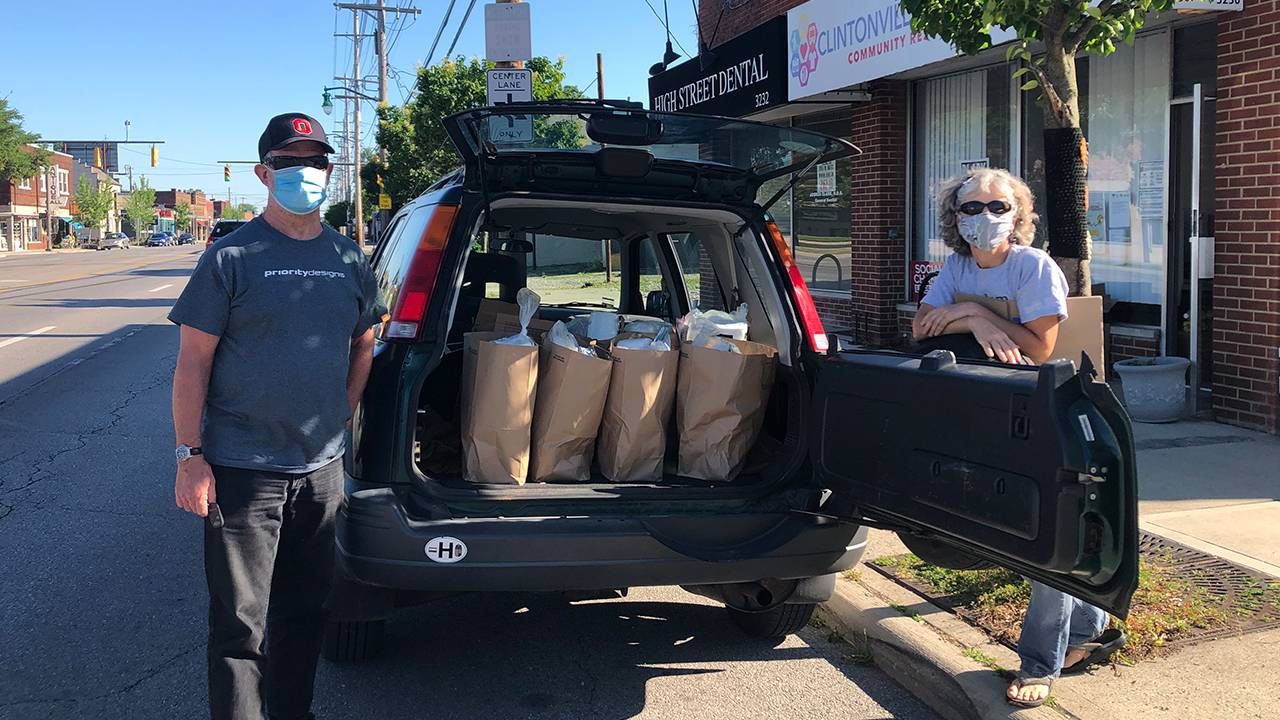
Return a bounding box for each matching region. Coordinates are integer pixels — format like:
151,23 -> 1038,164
0,146 -> 73,251
653,0 -> 1278,433
155,188 -> 215,242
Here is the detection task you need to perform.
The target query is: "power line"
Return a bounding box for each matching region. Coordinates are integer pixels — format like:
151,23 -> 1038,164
641,0 -> 690,57
424,0 -> 458,66
443,0 -> 479,61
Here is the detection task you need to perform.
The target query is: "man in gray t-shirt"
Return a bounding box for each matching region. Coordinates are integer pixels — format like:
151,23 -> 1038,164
169,112 -> 381,720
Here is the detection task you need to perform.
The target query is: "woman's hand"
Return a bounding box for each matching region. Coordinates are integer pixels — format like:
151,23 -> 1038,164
918,302 -> 982,338
967,316 -> 1025,364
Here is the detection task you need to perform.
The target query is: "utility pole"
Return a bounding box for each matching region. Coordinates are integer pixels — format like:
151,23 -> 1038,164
335,2 -> 419,244
353,8 -> 364,245
44,164 -> 54,252
597,51 -> 611,282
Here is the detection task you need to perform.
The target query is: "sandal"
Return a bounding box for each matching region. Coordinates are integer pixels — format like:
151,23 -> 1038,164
1007,676 -> 1054,708
1062,628 -> 1126,675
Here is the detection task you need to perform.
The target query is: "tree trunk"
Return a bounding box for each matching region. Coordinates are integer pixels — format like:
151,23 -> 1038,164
1040,40 -> 1092,297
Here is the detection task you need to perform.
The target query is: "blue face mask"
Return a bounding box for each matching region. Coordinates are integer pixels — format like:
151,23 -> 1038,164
270,166 -> 328,215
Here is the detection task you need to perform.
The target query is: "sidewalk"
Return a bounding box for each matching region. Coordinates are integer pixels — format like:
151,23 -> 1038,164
822,418 -> 1280,720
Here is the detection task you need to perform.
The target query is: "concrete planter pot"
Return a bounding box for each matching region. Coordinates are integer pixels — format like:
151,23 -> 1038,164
1114,356 -> 1190,423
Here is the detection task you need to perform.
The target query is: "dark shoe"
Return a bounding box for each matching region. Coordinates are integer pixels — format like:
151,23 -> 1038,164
1062,627 -> 1126,674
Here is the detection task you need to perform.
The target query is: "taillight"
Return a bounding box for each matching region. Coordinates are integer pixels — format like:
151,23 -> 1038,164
385,204 -> 459,341
765,220 -> 829,354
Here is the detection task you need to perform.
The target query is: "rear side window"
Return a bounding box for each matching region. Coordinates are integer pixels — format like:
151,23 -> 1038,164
371,205 -> 433,338
211,221 -> 246,238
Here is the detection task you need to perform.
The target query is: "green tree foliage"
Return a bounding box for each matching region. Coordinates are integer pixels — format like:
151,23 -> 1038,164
72,177 -> 114,230
361,55 -> 583,214
898,0 -> 1174,293
324,200 -> 352,228
124,176 -> 157,238
0,99 -> 48,184
174,201 -> 192,233
220,202 -> 256,220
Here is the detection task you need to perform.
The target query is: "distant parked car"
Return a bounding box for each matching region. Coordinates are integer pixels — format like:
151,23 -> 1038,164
206,219 -> 249,249
147,232 -> 173,247
95,232 -> 130,251
177,232 -> 195,245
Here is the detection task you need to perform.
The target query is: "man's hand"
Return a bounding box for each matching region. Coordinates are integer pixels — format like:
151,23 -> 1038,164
175,457 -> 217,517
968,316 -> 1025,365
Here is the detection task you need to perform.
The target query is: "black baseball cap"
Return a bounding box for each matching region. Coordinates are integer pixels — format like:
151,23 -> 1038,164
258,113 -> 335,161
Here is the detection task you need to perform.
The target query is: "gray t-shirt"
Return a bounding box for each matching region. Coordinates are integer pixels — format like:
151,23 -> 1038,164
168,217 -> 382,473
921,245 -> 1069,324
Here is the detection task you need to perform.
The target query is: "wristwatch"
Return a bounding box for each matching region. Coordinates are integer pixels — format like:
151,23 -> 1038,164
176,444 -> 204,463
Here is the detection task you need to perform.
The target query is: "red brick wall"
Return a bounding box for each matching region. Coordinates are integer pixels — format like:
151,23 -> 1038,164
1215,6 -> 1280,432
697,0 -> 803,48
848,80 -> 908,346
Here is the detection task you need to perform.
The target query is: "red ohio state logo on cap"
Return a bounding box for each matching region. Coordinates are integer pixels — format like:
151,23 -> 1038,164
292,118 -> 313,135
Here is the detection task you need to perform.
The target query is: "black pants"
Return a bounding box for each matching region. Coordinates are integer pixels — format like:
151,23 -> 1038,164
205,459 -> 342,720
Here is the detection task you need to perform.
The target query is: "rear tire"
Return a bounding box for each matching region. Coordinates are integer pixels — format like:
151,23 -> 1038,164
726,603 -> 816,639
897,533 -> 992,571
322,618 -> 386,663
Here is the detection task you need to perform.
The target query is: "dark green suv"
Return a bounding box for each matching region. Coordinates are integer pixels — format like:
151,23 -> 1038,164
326,101 -> 1138,662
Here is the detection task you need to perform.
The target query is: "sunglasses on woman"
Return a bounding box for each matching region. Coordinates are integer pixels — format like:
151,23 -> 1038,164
263,155 -> 330,170
958,200 -> 1013,216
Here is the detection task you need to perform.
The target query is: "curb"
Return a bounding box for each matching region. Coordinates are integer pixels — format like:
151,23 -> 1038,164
819,571 -> 1075,720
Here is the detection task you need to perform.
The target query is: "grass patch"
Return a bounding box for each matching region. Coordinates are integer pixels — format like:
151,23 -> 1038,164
961,647 -> 1015,679
872,553 -> 1239,664
526,269 -> 700,307
889,602 -> 922,622
841,568 -> 862,582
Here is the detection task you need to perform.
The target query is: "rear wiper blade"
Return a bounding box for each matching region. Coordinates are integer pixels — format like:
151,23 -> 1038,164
759,141 -> 833,214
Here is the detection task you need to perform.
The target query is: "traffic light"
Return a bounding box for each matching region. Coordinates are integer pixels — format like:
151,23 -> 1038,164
150,144 -> 158,167
94,146 -> 103,168
224,165 -> 231,182
376,174 -> 385,190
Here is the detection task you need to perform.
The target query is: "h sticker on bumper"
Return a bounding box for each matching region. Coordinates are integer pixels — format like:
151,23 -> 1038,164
425,536 -> 468,563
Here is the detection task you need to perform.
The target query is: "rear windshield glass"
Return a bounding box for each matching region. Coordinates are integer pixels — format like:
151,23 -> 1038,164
455,107 -> 852,177
211,222 -> 246,238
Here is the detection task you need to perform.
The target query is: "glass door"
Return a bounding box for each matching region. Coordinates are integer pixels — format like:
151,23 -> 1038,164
1167,82 -> 1215,395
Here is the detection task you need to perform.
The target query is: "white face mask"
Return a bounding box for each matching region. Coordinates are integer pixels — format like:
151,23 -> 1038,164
958,212 -> 1016,252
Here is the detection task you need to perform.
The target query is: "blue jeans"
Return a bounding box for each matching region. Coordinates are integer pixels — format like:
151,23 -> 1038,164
1016,581 -> 1108,679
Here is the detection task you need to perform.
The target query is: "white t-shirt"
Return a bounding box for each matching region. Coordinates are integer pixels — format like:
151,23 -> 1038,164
921,245 -> 1069,324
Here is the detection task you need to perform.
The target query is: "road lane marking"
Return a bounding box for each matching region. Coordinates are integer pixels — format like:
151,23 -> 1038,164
0,325 -> 56,349
148,283 -> 175,293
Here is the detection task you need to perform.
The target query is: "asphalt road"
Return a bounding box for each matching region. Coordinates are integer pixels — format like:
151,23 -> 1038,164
0,247 -> 939,720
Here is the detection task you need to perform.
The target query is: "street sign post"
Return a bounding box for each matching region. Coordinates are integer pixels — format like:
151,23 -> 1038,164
484,2 -> 531,62
486,68 -> 533,144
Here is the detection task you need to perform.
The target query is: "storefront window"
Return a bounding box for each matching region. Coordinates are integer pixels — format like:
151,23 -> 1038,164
751,110 -> 854,296
1023,32 -> 1169,320
910,65 -> 1014,297
792,109 -> 854,295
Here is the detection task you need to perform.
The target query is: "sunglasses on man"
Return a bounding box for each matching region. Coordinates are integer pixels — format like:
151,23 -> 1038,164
958,200 -> 1013,216
263,155 -> 330,170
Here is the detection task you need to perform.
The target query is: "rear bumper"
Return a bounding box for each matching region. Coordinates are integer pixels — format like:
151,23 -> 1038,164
336,487 -> 867,593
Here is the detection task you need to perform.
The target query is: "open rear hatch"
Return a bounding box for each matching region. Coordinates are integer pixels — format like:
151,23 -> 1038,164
441,100 -> 859,205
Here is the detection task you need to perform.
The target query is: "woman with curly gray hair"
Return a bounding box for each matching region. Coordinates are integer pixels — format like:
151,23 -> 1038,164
914,171 -> 1123,710
912,167 -> 1068,365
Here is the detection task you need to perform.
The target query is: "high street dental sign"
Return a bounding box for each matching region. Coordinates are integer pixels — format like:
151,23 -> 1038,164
649,16 -> 787,117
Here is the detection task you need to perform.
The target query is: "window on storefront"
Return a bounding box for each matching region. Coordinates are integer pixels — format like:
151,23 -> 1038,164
1023,32 -> 1170,324
791,109 -> 854,295
18,177 -> 31,190
910,64 -> 1015,298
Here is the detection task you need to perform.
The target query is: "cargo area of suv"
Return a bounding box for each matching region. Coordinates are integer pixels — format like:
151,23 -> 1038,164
328,102 -> 1140,663
404,198 -> 803,497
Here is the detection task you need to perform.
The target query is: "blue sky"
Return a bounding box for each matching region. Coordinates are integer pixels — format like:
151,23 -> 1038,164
5,0 -> 697,206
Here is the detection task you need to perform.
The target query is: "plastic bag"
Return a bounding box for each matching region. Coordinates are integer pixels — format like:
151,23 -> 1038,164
615,326 -> 672,352
493,287 -> 541,347
587,311 -> 620,341
547,320 -> 597,357
697,334 -> 742,354
622,319 -> 670,336
678,303 -> 749,342
564,315 -> 590,337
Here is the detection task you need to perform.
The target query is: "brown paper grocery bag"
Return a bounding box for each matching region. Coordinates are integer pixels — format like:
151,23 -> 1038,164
596,336 -> 679,483
529,339 -> 613,482
676,340 -> 777,481
460,331 -> 538,485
